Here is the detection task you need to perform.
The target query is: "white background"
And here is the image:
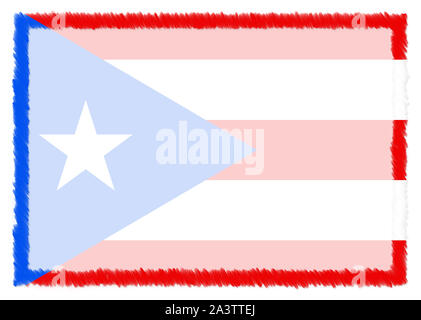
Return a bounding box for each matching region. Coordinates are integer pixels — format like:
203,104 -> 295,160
0,0 -> 420,300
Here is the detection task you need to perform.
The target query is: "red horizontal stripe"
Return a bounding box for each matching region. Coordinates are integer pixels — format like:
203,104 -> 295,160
61,240 -> 393,271
211,120 -> 399,180
53,28 -> 392,60
27,12 -> 407,59
31,241 -> 406,287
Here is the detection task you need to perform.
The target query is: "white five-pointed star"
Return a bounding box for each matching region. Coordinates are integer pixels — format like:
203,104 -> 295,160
41,102 -> 131,190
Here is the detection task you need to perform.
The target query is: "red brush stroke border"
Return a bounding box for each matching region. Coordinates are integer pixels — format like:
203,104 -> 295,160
27,13 -> 407,287
392,120 -> 408,180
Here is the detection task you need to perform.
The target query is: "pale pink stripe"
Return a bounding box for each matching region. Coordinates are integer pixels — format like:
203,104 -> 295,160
62,240 -> 393,271
211,120 -> 393,180
57,28 -> 392,59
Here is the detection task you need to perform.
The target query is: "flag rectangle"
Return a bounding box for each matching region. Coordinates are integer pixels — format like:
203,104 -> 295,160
13,13 -> 408,287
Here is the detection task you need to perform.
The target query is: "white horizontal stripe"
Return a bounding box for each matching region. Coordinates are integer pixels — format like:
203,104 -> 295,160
108,180 -> 405,241
107,60 -> 407,120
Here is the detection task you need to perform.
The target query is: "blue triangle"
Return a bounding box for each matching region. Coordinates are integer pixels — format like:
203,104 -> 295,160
23,24 -> 253,278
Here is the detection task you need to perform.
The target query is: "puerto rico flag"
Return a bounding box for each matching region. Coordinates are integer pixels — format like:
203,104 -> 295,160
13,12 -> 408,287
